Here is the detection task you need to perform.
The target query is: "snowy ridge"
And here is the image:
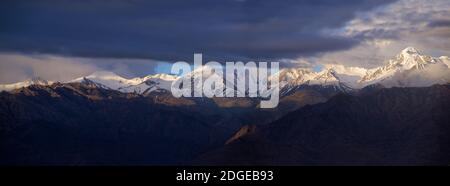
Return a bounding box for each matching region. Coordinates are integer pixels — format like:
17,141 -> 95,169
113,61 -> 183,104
358,47 -> 450,87
70,71 -> 177,94
1,47 -> 449,94
278,68 -> 354,96
277,47 -> 450,94
0,77 -> 54,91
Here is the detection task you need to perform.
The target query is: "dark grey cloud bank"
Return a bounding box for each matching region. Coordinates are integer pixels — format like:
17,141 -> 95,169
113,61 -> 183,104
0,0 -> 395,62
428,20 -> 450,28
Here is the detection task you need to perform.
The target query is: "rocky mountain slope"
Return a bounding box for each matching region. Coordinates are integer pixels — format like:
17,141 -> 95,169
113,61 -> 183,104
196,84 -> 450,165
1,47 -> 449,165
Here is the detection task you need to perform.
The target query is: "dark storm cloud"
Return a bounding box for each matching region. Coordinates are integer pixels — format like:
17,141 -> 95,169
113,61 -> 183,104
428,20 -> 450,28
0,0 -> 396,62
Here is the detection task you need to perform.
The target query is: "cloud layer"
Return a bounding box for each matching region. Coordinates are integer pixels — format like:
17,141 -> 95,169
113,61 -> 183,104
1,0 -> 449,83
312,0 -> 450,68
0,0 -> 395,62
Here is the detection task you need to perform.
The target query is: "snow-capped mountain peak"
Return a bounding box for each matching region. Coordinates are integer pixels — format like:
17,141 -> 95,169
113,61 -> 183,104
29,77 -> 52,85
395,47 -> 437,70
278,67 -> 354,96
401,46 -> 420,55
69,71 -> 176,94
359,47 -> 442,84
143,73 -> 177,81
1,47 -> 449,94
71,71 -> 137,89
0,77 -> 54,91
279,67 -> 350,87
310,68 -> 339,84
278,47 -> 450,92
358,47 -> 450,87
278,68 -> 316,86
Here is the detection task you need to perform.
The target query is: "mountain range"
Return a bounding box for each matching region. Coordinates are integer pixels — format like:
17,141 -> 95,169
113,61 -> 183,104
2,47 -> 450,95
196,84 -> 450,165
1,47 -> 450,165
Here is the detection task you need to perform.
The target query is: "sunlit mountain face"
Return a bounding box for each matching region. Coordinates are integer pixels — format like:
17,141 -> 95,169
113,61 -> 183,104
1,0 -> 450,165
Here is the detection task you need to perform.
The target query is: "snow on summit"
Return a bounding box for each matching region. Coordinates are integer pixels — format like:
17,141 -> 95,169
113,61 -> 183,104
0,77 -> 54,91
358,47 -> 450,87
1,47 -> 450,93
